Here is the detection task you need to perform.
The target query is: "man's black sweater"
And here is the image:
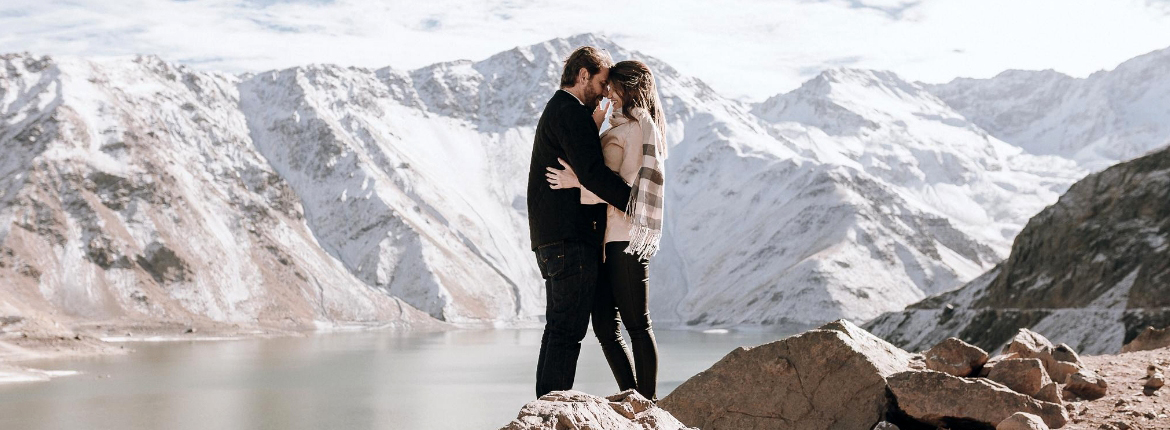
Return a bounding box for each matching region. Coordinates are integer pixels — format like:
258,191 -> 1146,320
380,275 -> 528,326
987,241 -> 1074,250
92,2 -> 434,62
527,90 -> 632,250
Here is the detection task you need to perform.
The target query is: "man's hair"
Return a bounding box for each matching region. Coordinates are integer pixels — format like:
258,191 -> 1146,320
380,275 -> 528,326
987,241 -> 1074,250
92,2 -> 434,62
559,46 -> 614,88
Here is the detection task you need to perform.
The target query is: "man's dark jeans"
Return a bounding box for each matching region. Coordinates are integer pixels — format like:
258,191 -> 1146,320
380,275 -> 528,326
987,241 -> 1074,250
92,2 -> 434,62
534,240 -> 600,398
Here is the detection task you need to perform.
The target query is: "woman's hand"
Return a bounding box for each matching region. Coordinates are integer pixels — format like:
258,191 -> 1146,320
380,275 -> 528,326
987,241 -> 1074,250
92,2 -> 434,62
546,158 -> 581,189
593,99 -> 610,130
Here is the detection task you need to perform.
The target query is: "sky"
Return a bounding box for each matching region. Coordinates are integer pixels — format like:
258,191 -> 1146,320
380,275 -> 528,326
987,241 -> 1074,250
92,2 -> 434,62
2,0 -> 1170,101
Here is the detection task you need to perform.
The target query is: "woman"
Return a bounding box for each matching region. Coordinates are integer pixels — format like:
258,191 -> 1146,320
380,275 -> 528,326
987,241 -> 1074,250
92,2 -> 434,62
545,60 -> 667,401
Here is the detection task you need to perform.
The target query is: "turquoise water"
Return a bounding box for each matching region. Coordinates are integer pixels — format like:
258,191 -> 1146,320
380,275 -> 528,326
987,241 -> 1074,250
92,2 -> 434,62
0,328 -> 790,429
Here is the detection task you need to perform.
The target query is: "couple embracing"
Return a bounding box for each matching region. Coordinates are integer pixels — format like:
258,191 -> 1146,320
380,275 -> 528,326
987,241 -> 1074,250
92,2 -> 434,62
526,46 -> 668,402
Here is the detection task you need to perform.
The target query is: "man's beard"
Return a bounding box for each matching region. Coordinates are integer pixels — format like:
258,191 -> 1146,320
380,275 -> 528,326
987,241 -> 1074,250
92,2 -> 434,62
582,85 -> 603,109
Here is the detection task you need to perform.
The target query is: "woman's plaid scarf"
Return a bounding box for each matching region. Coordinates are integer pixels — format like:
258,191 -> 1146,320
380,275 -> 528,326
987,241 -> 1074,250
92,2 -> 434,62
619,108 -> 666,260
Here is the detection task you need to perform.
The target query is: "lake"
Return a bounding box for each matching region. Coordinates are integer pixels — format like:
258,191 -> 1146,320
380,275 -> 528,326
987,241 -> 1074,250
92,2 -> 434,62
0,328 -> 792,429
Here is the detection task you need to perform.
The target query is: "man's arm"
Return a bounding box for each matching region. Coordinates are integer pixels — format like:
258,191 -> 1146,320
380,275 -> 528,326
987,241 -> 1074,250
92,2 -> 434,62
557,105 -> 631,208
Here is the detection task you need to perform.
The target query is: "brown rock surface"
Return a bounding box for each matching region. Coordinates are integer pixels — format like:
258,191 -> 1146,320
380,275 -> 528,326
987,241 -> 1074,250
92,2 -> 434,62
981,352 -> 1021,377
1066,369 -> 1109,401
1146,372 -> 1165,390
1007,329 -> 1061,375
1006,329 -> 1101,388
887,370 -> 1068,428
500,390 -> 694,430
924,337 -> 989,377
658,320 -> 913,430
1123,327 -> 1170,353
987,358 -> 1055,402
997,412 -> 1050,430
1060,347 -> 1170,430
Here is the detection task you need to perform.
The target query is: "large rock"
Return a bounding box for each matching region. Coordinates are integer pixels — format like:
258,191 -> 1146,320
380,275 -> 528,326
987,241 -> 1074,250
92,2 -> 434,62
887,371 -> 1068,428
924,337 -> 989,377
500,390 -> 694,430
979,352 -> 1020,377
1006,329 -> 1093,385
658,320 -> 913,430
987,358 -> 1060,403
1005,329 -> 1056,366
1122,326 -> 1170,353
1064,370 -> 1108,400
997,412 -> 1049,430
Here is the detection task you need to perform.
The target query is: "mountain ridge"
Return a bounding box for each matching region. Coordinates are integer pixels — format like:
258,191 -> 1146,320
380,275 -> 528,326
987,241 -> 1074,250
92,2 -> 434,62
3,35 -> 1169,333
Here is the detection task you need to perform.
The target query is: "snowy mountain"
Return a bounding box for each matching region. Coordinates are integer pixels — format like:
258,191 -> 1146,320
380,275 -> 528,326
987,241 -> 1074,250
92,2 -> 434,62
865,146 -> 1170,355
0,54 -> 434,332
4,35 -> 1165,332
927,47 -> 1170,171
661,67 -> 1080,327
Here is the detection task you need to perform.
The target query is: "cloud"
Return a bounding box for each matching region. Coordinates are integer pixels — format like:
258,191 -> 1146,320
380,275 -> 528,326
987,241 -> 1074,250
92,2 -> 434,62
2,0 -> 1169,101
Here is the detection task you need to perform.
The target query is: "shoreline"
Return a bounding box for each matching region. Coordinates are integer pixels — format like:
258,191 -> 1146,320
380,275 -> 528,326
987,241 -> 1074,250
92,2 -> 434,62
0,318 -> 800,387
0,317 -> 455,386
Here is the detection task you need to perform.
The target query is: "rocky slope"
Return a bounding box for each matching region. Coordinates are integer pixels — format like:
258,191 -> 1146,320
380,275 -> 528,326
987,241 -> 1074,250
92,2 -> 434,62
0,53 -> 436,335
651,321 -> 1169,430
5,35 -> 1169,332
865,146 -> 1170,355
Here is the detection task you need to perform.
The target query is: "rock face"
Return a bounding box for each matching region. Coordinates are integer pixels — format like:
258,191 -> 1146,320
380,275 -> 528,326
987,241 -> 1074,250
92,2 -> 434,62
996,412 -> 1049,430
500,390 -> 694,430
986,358 -> 1059,404
658,320 -> 913,430
1122,326 -> 1170,353
1065,369 -> 1108,401
923,337 -> 988,377
887,370 -> 1068,428
866,146 -> 1170,355
1146,371 -> 1165,390
1006,329 -> 1067,382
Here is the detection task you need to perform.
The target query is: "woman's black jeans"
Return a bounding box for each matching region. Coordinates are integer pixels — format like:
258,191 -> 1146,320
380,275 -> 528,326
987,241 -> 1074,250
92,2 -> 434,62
592,241 -> 659,401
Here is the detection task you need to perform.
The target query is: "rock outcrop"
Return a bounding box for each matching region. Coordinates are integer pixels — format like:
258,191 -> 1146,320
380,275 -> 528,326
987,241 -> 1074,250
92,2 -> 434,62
1122,326 -> 1170,353
923,337 -> 988,377
500,390 -> 693,430
866,146 -> 1170,355
657,322 -> 1153,429
658,320 -> 913,430
997,412 -> 1049,430
887,370 -> 1068,428
986,358 -> 1060,404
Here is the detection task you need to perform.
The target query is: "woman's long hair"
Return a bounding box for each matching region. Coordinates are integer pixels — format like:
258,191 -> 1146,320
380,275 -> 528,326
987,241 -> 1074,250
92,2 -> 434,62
608,60 -> 666,135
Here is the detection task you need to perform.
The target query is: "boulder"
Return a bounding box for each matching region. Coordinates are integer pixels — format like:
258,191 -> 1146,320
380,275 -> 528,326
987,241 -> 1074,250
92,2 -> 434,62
1034,382 -> 1062,404
1048,361 -> 1083,385
1051,343 -> 1081,365
887,370 -> 1068,429
1005,329 -> 1055,357
923,337 -> 988,377
1065,369 -> 1108,400
1005,329 -> 1058,374
659,320 -> 913,430
500,390 -> 694,430
996,412 -> 1050,430
979,353 -> 1019,377
1004,329 -> 1088,384
987,358 -> 1057,403
1122,326 -> 1170,353
1146,372 -> 1165,390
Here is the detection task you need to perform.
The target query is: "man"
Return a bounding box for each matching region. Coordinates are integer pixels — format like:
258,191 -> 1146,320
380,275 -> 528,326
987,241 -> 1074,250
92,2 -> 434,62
527,46 -> 632,398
